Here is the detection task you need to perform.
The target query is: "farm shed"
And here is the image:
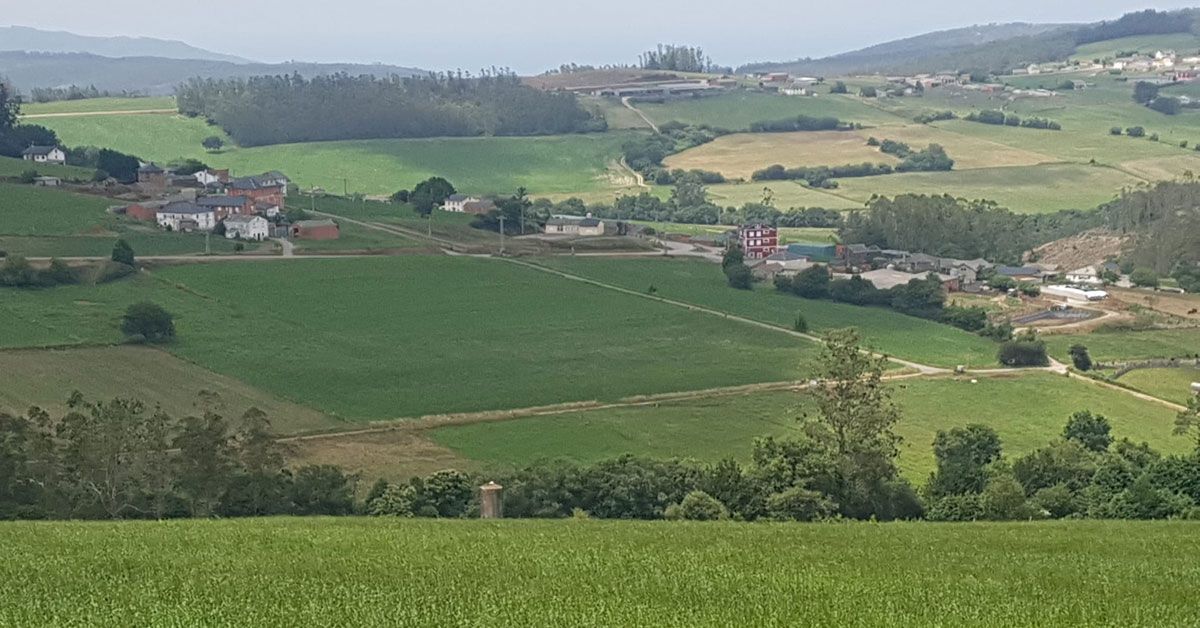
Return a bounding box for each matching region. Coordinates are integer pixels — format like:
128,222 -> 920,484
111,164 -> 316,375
291,219 -> 340,240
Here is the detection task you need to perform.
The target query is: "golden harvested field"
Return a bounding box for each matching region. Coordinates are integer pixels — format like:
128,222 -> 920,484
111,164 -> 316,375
665,131 -> 899,178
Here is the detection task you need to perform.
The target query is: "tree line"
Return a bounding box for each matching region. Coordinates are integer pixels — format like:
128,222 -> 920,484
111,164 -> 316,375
964,110 -> 1062,130
751,143 -> 952,188
638,45 -> 727,74
6,332 -> 1199,522
26,85 -> 144,103
175,72 -> 606,147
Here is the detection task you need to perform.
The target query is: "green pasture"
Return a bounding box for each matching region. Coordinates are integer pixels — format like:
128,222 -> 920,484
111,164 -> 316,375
1045,328 -> 1200,363
536,256 -> 1001,368
635,91 -> 906,130
3,518 -> 1198,627
433,372 -> 1187,479
0,256 -> 821,420
37,113 -> 638,197
20,96 -> 177,115
1117,366 -> 1200,405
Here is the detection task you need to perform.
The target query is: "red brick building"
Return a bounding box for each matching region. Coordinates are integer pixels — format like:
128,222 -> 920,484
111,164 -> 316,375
737,224 -> 779,260
291,219 -> 339,240
228,175 -> 285,208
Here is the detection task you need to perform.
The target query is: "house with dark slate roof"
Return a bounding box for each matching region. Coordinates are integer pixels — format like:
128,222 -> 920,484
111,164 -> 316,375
22,145 -> 66,165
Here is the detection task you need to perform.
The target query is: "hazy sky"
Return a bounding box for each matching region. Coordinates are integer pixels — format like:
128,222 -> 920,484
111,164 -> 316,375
3,1 -> 1199,73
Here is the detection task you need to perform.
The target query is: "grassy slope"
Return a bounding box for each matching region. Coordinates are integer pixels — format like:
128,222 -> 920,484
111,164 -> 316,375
1044,328 -> 1200,363
536,256 -> 1000,368
636,91 -> 905,130
0,346 -> 337,434
432,372 -> 1188,479
0,257 -> 821,420
0,155 -> 94,181
1118,366 -> 1200,405
20,96 -> 176,115
1071,33 -> 1200,61
3,518 -> 1197,626
0,182 -> 242,256
36,113 -> 639,197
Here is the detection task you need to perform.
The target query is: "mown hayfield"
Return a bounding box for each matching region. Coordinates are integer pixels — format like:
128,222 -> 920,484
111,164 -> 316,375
635,91 -> 905,130
832,162 -> 1140,213
705,180 -> 863,209
0,256 -> 821,420
664,125 -> 1053,178
431,372 -> 1188,479
0,346 -> 337,434
19,96 -> 177,116
37,113 -> 639,197
1044,328 -> 1200,363
2,518 -> 1197,627
535,256 -> 1000,368
1117,366 -> 1200,405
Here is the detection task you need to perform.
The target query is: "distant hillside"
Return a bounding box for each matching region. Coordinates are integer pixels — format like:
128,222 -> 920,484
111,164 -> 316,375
741,9 -> 1200,76
0,25 -> 250,64
0,51 -> 425,95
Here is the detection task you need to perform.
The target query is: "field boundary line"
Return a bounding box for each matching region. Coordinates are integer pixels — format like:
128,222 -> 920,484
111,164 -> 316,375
499,256 -> 946,374
1065,371 -> 1188,412
278,370 -> 945,442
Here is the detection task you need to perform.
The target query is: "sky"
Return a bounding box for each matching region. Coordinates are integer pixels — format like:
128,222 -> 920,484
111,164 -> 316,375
3,1 -> 1200,73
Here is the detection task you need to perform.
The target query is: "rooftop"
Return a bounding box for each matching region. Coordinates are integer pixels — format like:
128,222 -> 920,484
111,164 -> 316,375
22,145 -> 61,156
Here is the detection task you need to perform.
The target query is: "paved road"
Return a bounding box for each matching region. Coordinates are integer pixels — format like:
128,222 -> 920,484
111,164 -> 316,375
274,238 -> 296,257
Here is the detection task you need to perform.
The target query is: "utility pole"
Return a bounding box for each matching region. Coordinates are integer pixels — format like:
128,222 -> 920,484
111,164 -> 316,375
498,215 -> 505,255
427,211 -> 432,238
204,231 -> 211,255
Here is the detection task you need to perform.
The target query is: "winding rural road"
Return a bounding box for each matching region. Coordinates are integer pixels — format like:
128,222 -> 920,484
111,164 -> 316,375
621,97 -> 660,133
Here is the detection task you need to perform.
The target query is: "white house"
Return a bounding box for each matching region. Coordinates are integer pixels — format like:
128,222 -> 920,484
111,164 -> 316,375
193,169 -> 227,187
156,201 -> 217,232
224,214 -> 270,241
545,216 -> 605,236
442,194 -> 480,212
33,176 -> 62,187
1066,266 -> 1105,286
21,145 -> 66,165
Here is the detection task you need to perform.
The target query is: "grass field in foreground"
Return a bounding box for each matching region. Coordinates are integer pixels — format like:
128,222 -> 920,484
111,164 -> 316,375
2,518 -> 1198,627
0,155 -> 94,181
536,256 -> 1000,368
0,346 -> 337,434
37,113 -> 639,197
0,257 -> 820,420
431,372 -> 1187,479
1117,367 -> 1200,405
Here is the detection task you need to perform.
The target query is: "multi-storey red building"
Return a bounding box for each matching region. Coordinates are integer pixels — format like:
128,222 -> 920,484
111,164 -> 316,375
737,224 -> 779,259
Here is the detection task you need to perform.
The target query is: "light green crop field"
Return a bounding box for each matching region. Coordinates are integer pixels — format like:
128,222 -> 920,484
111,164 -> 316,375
1045,328 -> 1200,363
20,96 -> 177,115
432,372 -> 1188,479
1117,366 -> 1200,405
635,91 -> 906,130
831,163 -> 1139,213
0,346 -> 337,434
4,518 -> 1197,627
0,256 -> 821,420
706,180 -> 863,209
37,113 -> 640,197
535,256 -> 1001,368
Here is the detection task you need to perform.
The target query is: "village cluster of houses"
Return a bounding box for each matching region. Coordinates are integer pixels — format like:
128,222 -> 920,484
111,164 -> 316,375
716,225 -> 1114,298
122,165 -> 338,242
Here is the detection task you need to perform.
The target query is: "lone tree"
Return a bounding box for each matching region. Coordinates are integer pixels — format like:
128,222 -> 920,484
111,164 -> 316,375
1068,344 -> 1092,371
409,177 -> 456,216
202,136 -> 225,151
111,238 -> 135,266
1063,410 -> 1112,453
121,302 -> 175,343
